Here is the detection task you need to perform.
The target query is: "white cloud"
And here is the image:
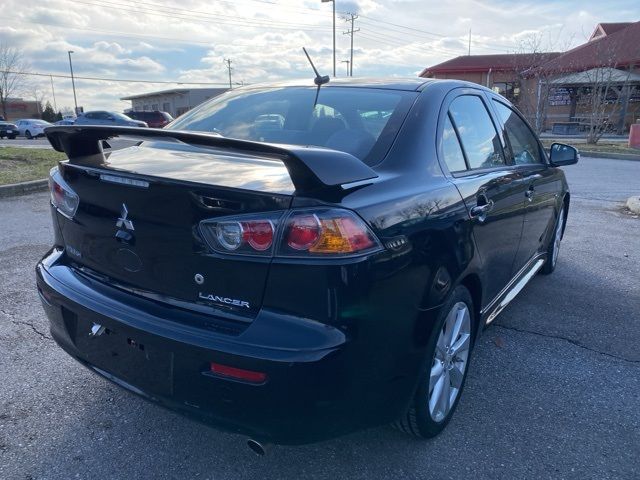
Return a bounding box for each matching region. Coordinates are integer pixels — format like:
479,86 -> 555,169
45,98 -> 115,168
0,0 -> 636,112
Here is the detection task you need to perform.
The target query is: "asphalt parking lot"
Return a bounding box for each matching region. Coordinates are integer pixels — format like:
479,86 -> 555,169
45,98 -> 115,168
0,138 -> 134,150
0,156 -> 638,480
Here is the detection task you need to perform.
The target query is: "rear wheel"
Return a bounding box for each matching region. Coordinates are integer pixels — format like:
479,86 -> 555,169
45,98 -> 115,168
394,285 -> 475,438
541,206 -> 565,275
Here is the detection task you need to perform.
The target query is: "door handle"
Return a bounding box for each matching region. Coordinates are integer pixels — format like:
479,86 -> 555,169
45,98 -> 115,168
470,199 -> 494,218
525,186 -> 535,201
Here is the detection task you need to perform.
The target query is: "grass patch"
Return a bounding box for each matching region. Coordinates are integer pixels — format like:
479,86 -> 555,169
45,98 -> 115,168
541,140 -> 639,156
0,147 -> 67,185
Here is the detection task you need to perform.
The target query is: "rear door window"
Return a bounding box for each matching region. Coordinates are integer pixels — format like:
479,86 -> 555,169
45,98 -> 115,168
448,95 -> 505,170
440,115 -> 467,173
492,101 -> 543,165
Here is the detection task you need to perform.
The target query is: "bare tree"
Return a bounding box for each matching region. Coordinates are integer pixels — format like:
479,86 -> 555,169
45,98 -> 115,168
565,38 -> 634,144
31,87 -> 47,118
508,32 -> 575,133
0,44 -> 29,119
581,68 -> 619,143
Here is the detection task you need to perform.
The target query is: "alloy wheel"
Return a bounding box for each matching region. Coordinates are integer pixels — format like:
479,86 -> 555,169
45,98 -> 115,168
428,302 -> 471,422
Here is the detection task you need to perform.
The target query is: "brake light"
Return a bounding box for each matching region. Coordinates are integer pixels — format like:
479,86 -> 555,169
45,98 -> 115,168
200,208 -> 381,258
286,214 -> 320,250
49,167 -> 79,218
244,220 -> 274,251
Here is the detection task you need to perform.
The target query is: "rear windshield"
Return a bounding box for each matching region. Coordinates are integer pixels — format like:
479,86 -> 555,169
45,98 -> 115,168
167,87 -> 416,165
112,112 -> 133,121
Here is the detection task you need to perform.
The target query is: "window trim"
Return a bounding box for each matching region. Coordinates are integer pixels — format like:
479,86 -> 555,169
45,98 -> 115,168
442,112 -> 469,173
489,97 -> 549,167
436,89 -> 512,177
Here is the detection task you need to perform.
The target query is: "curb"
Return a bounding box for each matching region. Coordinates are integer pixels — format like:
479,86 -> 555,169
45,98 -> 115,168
579,150 -> 640,161
0,179 -> 49,198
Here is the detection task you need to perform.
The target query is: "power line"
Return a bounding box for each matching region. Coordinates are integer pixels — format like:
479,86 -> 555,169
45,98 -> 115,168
358,22 -> 514,54
70,0 -> 330,31
357,29 -> 462,56
0,70 -> 230,85
3,16 -> 292,49
70,0 -> 519,51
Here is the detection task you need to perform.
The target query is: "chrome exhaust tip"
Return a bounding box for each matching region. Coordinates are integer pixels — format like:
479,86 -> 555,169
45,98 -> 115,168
247,438 -> 268,456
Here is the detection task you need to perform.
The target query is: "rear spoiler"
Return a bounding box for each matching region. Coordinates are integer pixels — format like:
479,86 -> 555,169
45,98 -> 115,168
45,125 -> 378,192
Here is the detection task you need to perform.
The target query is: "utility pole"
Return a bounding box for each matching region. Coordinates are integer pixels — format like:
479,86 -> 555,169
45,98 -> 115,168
67,50 -> 78,114
468,28 -> 471,56
321,0 -> 336,77
224,59 -> 233,90
50,75 -> 57,113
343,13 -> 359,77
341,60 -> 350,76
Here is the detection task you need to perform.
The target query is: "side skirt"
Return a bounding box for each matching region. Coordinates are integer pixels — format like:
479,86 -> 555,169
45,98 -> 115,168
481,254 -> 546,326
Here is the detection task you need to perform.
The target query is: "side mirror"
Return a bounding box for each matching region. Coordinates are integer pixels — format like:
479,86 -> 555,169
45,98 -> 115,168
549,143 -> 579,166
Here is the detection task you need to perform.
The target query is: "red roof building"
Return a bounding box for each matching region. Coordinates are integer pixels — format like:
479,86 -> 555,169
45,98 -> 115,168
419,21 -> 640,134
540,21 -> 640,74
419,52 -> 561,78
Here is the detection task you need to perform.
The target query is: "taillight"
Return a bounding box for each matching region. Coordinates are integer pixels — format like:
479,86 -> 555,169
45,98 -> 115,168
286,214 -> 320,250
212,220 -> 274,252
49,167 -> 79,218
200,213 -> 280,256
200,209 -> 381,258
280,209 -> 380,256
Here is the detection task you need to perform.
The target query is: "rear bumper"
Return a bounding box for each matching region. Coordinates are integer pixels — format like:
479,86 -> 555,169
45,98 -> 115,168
36,248 -> 422,444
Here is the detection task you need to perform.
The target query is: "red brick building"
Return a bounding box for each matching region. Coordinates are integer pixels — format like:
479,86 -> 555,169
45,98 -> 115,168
420,22 -> 640,133
1,98 -> 42,121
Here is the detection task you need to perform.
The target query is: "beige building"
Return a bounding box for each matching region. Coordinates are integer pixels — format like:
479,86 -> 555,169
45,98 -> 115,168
121,87 -> 228,118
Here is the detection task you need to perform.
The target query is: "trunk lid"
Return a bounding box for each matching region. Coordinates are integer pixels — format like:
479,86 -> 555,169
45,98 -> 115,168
57,142 -> 293,321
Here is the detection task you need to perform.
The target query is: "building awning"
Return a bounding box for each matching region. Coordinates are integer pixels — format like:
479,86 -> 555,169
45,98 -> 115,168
549,67 -> 640,86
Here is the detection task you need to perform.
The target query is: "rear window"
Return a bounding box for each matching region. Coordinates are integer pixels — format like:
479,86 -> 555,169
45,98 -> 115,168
131,111 -> 171,121
167,87 -> 416,165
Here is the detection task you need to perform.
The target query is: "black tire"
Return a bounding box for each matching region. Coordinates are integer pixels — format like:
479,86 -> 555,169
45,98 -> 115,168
540,205 -> 565,275
394,285 -> 475,438
25,130 -> 32,139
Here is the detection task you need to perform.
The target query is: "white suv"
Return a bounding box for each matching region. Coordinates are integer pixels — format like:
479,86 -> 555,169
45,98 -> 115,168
15,119 -> 53,139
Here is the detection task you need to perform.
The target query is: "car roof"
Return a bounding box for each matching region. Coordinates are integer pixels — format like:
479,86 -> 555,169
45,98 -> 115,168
234,77 -> 503,94
240,77 -> 434,92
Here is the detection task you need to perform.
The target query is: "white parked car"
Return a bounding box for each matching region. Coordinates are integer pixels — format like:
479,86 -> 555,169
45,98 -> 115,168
15,119 -> 53,139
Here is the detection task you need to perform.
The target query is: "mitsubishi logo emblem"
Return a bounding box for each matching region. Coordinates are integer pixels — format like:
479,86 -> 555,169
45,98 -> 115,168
116,203 -> 135,231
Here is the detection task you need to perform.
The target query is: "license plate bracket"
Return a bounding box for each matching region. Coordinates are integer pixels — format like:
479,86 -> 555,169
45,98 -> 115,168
76,320 -> 173,397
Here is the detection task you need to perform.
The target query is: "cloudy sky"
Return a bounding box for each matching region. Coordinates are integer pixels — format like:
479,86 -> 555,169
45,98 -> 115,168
0,0 -> 637,113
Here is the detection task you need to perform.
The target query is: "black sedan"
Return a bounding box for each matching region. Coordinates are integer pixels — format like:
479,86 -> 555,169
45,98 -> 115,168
0,121 -> 18,139
36,78 -> 578,451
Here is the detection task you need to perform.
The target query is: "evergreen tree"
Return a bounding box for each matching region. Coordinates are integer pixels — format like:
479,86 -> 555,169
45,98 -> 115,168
42,101 -> 57,122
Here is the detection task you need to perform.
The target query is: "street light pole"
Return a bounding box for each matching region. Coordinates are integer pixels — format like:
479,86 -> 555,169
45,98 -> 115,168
322,0 -> 336,77
67,51 -> 78,114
